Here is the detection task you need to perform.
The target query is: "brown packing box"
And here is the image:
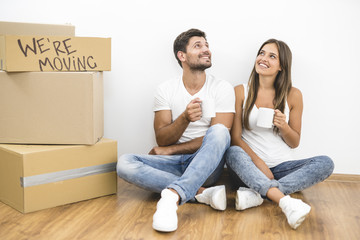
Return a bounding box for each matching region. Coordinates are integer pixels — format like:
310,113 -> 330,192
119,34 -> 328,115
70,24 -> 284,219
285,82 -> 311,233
0,71 -> 103,145
0,138 -> 118,213
0,21 -> 75,36
0,35 -> 111,72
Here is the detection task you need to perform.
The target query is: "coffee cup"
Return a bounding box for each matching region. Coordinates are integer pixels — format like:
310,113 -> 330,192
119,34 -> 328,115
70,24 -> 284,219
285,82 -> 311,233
257,107 -> 275,128
201,99 -> 216,118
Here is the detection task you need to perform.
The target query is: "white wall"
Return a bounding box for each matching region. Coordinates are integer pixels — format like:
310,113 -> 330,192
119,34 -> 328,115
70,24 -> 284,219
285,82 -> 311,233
1,0 -> 359,174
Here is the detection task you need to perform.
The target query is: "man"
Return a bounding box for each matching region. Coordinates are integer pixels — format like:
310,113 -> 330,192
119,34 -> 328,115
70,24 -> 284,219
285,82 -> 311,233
117,28 -> 235,232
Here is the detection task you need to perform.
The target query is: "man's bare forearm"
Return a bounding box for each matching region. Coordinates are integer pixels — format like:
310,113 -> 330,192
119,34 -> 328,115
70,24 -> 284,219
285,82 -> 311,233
169,137 -> 203,154
155,112 -> 190,146
150,137 -> 203,155
155,99 -> 202,146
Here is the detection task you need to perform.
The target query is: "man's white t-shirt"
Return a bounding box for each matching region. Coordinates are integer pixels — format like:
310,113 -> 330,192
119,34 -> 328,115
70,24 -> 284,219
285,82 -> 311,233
153,74 -> 235,143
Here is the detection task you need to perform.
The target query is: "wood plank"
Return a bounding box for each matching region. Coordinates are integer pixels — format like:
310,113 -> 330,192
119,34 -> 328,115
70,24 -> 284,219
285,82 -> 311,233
326,173 -> 360,182
0,173 -> 359,239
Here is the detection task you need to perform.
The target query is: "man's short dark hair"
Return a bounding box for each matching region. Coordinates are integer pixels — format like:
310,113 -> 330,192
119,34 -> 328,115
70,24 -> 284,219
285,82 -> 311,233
173,29 -> 207,68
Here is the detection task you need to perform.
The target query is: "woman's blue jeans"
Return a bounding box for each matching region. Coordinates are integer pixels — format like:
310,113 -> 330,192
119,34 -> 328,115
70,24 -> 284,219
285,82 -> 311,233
225,146 -> 334,197
117,124 -> 230,205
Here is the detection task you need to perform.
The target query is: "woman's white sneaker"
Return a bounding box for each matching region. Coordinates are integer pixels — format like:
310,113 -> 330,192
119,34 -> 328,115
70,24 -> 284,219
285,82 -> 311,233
279,195 -> 311,229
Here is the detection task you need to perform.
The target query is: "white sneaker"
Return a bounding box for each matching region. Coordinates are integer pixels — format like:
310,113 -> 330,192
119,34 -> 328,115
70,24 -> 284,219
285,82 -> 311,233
235,187 -> 263,210
195,185 -> 226,210
279,195 -> 311,229
152,189 -> 179,232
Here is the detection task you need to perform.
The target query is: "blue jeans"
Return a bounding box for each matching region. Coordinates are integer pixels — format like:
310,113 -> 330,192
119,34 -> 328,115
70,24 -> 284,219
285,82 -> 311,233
117,124 -> 230,205
225,146 -> 334,197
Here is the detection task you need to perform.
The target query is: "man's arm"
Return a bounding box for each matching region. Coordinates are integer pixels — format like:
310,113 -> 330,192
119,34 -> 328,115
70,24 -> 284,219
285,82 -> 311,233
150,111 -> 234,156
149,137 -> 203,155
154,98 -> 202,147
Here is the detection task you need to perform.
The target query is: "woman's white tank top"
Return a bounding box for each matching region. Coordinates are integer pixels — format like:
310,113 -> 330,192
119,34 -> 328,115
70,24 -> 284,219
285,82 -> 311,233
242,84 -> 294,168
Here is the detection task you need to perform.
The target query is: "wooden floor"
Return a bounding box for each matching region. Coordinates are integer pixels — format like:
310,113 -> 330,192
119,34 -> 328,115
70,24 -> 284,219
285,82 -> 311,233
0,172 -> 359,240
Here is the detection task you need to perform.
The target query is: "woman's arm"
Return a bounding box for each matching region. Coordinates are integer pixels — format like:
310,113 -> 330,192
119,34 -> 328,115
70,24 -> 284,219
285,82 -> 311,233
274,87 -> 303,148
231,85 -> 275,179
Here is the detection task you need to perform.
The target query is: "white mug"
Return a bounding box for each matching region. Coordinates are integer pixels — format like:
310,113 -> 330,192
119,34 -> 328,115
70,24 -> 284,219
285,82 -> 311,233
257,107 -> 275,128
201,98 -> 216,118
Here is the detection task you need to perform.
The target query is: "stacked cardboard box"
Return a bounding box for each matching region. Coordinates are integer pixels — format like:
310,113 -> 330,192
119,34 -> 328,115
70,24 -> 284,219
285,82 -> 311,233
0,21 -> 117,213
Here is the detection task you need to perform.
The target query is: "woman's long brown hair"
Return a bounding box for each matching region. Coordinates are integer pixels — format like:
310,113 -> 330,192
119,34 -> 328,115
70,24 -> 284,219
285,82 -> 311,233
243,39 -> 293,132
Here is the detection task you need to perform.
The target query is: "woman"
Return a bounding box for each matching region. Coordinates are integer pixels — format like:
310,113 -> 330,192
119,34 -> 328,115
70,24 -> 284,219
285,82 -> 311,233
225,39 -> 334,229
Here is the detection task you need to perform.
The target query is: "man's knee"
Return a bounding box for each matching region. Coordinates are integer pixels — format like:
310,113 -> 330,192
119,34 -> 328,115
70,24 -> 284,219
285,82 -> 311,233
207,123 -> 230,144
116,154 -> 139,178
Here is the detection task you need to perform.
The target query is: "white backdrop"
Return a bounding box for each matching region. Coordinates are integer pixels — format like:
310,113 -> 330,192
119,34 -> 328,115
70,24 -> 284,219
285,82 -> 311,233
1,0 -> 359,174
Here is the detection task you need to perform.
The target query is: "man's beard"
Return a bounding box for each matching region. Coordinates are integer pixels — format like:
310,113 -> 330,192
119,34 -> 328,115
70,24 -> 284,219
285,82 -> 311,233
188,61 -> 212,72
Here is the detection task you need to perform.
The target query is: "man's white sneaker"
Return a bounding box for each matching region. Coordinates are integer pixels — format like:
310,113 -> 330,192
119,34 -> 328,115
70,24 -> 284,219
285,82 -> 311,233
195,185 -> 226,210
152,189 -> 179,232
235,187 -> 264,210
279,195 -> 311,229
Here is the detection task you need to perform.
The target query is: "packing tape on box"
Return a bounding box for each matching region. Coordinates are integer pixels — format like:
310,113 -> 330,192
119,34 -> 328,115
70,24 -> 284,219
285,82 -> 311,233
20,162 -> 116,188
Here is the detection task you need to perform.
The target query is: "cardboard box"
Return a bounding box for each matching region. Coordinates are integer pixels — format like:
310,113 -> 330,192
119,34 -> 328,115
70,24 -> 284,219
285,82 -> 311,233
0,21 -> 75,36
0,35 -> 111,72
0,71 -> 103,145
0,138 -> 118,213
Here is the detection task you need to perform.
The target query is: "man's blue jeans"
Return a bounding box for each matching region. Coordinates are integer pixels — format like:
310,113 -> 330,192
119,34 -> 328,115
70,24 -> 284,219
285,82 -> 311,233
117,124 -> 230,205
225,146 -> 334,197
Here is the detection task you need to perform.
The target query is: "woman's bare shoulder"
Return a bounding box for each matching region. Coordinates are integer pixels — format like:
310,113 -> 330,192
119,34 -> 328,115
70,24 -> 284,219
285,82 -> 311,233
288,87 -> 303,107
289,87 -> 302,99
234,84 -> 245,95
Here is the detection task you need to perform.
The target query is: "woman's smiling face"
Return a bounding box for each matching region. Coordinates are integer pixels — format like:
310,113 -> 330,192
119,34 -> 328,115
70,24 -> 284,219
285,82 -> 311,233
255,43 -> 282,77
